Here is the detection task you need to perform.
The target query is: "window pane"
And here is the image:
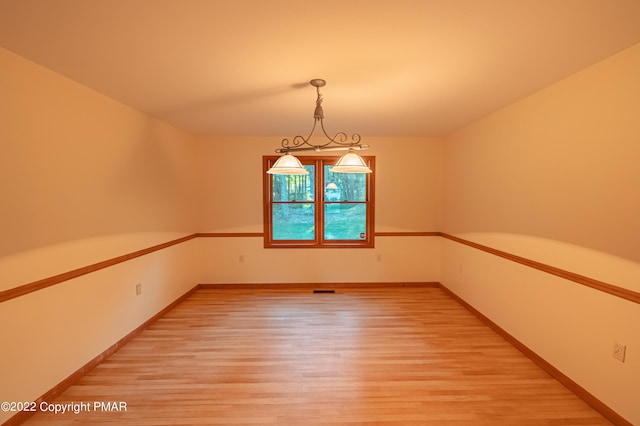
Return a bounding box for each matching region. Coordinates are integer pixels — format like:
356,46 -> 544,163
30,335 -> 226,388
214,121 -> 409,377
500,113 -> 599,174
324,166 -> 367,201
272,166 -> 315,201
264,155 -> 373,248
272,203 -> 315,240
324,204 -> 366,240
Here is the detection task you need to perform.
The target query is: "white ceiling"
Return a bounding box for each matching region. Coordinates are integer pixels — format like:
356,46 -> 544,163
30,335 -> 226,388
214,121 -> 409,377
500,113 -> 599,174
1,0 -> 640,138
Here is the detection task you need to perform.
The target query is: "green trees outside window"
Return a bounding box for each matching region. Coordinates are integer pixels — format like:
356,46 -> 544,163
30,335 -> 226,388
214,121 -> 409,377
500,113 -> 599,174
263,156 -> 375,248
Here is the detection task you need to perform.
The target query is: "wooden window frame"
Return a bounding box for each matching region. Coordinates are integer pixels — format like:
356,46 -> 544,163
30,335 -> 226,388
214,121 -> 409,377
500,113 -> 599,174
263,155 -> 375,248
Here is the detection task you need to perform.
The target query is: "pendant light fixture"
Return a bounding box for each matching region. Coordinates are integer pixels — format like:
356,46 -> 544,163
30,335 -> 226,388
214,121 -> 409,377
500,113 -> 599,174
265,153 -> 309,175
267,79 -> 372,175
331,148 -> 373,173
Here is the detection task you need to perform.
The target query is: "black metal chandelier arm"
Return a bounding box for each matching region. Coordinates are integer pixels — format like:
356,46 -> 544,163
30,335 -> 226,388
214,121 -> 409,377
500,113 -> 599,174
276,128 -> 363,154
319,119 -> 362,146
277,118 -> 319,152
279,134 -> 308,150
273,79 -> 366,154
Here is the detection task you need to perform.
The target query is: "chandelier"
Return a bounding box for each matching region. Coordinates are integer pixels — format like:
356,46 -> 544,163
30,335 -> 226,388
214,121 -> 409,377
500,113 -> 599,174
266,79 -> 372,175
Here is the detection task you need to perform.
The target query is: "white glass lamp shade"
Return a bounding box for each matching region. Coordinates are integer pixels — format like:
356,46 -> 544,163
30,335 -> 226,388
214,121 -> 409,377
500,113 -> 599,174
330,150 -> 372,173
266,154 -> 309,175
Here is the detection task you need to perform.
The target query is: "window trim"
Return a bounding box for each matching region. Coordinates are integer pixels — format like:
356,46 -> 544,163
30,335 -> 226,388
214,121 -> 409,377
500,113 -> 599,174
263,155 -> 375,248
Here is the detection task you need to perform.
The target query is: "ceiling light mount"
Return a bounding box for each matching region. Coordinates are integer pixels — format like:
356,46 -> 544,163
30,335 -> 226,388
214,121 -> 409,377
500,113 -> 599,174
309,78 -> 326,88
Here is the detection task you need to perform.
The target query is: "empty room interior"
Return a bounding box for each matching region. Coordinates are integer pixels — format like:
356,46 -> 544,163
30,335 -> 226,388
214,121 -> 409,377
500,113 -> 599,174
1,1 -> 639,425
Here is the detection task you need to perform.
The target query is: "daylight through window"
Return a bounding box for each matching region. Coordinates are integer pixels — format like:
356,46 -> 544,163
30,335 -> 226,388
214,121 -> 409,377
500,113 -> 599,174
263,156 -> 375,248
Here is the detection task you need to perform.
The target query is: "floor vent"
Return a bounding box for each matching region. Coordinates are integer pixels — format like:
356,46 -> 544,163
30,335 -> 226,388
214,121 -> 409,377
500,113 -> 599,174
313,289 -> 336,294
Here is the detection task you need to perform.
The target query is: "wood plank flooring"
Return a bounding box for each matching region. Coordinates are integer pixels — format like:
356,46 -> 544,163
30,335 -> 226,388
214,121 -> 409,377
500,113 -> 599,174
23,288 -> 610,425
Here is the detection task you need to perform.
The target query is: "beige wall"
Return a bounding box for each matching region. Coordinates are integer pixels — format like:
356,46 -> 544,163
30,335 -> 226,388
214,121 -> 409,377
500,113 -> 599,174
443,43 -> 640,265
0,51 -> 198,261
442,43 -> 640,424
0,47 -> 199,424
196,136 -> 444,284
196,136 -> 444,233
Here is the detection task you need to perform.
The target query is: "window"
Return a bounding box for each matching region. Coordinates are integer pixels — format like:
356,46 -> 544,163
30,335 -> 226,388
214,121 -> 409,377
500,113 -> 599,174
263,155 -> 375,248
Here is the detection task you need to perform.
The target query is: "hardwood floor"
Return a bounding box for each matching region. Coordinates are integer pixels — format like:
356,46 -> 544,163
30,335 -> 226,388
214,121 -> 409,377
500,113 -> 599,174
23,288 -> 610,425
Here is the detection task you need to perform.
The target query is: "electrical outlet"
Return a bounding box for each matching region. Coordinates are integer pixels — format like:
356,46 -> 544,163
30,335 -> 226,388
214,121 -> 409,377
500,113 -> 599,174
613,342 -> 626,363
136,283 -> 142,296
